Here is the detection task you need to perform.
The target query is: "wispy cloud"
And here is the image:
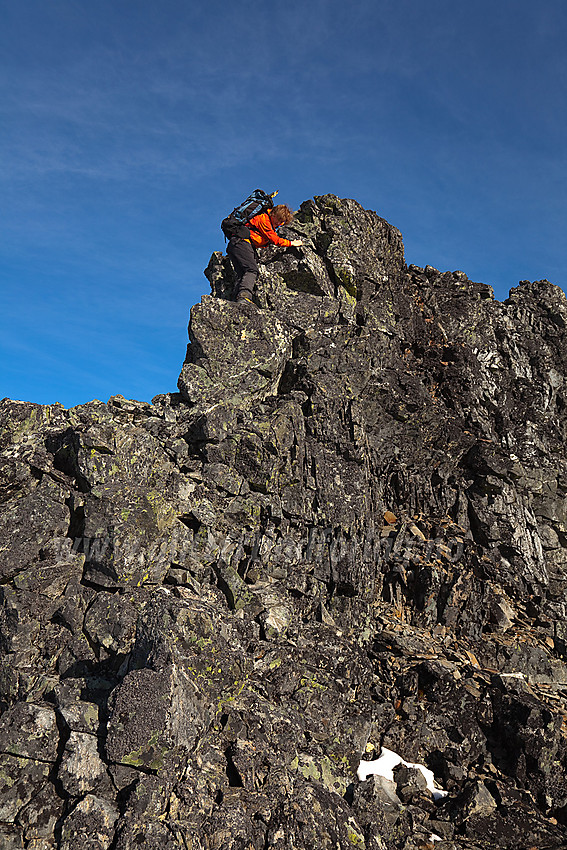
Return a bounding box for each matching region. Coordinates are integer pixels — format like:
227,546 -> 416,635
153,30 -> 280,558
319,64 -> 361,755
1,0 -> 566,406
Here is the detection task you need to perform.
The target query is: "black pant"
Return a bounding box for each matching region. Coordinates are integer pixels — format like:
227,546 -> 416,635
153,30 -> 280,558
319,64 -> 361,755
227,238 -> 258,300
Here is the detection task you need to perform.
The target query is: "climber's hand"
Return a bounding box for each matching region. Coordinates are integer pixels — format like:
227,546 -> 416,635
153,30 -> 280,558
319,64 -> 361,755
290,240 -> 303,247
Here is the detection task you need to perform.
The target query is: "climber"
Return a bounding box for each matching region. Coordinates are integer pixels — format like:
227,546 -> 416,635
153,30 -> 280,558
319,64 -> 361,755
227,204 -> 303,305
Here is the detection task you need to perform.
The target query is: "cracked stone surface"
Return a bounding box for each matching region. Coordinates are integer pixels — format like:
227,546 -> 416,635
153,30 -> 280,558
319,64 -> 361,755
2,195 -> 567,848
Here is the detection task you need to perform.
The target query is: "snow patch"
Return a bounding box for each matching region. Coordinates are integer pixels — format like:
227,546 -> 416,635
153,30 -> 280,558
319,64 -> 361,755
357,747 -> 448,801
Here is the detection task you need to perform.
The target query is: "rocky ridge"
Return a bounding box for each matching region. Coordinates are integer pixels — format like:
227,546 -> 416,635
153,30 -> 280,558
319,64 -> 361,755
2,195 -> 567,849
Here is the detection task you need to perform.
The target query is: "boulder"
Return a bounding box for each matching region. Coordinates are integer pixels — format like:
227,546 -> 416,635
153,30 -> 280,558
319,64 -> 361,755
2,196 -> 567,848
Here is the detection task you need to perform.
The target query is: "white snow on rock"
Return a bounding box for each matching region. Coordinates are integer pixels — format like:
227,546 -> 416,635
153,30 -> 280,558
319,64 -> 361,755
357,747 -> 448,801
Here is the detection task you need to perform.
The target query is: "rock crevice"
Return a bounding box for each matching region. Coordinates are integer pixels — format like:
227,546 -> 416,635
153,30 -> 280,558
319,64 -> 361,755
2,195 -> 567,848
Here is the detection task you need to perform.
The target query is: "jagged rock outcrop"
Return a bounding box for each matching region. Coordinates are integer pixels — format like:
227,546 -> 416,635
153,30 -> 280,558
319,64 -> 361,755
2,195 -> 567,849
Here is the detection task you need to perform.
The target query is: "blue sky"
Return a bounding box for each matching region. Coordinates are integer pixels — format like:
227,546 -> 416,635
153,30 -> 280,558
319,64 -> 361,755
2,0 -> 566,407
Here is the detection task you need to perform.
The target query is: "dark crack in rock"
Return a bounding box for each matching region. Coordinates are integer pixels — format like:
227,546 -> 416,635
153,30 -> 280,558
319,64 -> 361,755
2,194 -> 567,849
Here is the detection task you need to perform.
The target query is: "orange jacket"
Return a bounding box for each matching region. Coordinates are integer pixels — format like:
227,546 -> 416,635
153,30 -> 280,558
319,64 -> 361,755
246,212 -> 291,248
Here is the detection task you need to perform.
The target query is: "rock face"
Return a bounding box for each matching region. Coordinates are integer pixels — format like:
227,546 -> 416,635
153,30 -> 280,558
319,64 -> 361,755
2,195 -> 567,849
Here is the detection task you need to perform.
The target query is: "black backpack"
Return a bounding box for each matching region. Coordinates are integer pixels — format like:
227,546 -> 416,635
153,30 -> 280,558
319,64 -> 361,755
221,189 -> 278,240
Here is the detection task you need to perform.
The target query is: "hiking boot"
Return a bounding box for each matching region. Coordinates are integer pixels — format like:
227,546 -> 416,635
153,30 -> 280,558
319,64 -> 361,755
236,295 -> 256,306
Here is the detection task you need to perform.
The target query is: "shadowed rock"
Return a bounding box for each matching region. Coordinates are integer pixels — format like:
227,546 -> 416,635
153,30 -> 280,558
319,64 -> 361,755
2,195 -> 567,848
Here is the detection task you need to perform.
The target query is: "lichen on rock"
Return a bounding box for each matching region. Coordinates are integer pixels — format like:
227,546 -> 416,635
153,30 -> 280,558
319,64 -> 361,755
2,194 -> 567,848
